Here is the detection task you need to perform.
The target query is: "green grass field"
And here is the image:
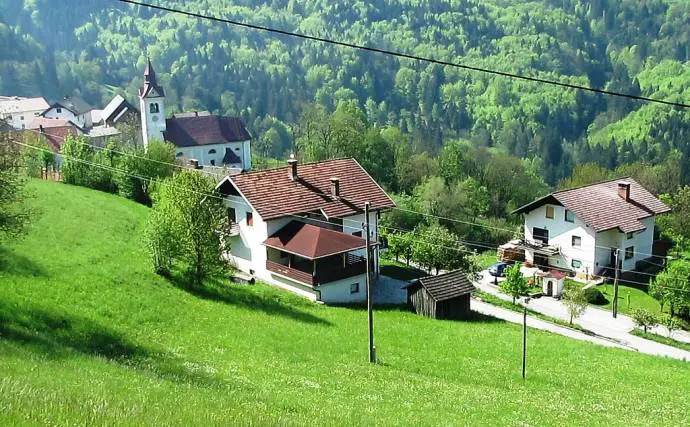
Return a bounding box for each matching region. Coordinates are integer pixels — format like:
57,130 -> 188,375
1,180 -> 689,425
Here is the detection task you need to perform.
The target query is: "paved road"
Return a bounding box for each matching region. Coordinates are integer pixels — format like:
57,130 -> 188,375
470,299 -> 629,350
475,271 -> 690,361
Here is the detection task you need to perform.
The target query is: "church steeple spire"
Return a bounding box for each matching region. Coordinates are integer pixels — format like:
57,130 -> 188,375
144,58 -> 157,85
139,58 -> 166,150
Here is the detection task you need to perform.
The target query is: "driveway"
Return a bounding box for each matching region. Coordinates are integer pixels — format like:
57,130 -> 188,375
475,271 -> 690,361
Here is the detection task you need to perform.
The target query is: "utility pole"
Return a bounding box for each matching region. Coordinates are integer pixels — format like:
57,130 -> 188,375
522,306 -> 527,379
613,248 -> 620,318
364,202 -> 376,363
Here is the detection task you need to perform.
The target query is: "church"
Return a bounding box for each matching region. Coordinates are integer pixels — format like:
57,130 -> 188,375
139,60 -> 252,170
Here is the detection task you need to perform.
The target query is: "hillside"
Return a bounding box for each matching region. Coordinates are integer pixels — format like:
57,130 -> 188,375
2,0 -> 690,184
0,180 -> 689,425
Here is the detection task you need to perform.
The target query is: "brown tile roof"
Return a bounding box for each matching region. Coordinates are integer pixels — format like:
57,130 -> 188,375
223,158 -> 396,220
163,115 -> 250,147
407,270 -> 474,301
264,221 -> 367,259
514,178 -> 671,233
28,117 -> 75,129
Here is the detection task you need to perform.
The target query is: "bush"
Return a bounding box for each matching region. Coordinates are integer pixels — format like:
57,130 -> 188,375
584,287 -> 608,305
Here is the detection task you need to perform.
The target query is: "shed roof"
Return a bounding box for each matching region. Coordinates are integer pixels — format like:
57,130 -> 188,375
407,270 -> 474,301
263,221 -> 367,260
513,177 -> 670,233
220,158 -> 396,220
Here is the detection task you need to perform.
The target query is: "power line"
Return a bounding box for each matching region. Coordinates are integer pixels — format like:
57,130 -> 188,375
15,138 -> 690,292
115,0 -> 690,109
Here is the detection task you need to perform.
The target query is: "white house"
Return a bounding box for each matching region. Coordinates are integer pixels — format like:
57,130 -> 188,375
139,60 -> 252,170
0,96 -> 50,129
513,178 -> 670,278
216,157 -> 396,304
42,96 -> 95,129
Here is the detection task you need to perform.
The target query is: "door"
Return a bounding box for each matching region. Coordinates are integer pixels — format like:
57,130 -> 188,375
532,227 -> 549,244
546,280 -> 553,296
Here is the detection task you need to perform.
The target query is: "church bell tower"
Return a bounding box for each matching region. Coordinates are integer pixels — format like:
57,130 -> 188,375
139,58 -> 166,149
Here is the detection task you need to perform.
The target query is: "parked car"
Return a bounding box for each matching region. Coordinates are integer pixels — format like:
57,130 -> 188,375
488,262 -> 510,277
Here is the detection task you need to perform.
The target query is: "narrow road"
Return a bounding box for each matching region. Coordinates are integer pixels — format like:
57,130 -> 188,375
471,299 -> 629,350
474,272 -> 690,361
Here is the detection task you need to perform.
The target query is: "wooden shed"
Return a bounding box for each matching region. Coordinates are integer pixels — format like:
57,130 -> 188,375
405,270 -> 475,320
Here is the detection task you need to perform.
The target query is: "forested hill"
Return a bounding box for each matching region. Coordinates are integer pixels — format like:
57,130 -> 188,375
2,0 -> 690,184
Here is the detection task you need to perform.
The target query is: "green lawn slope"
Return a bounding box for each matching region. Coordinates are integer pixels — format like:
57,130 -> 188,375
1,180 -> 689,425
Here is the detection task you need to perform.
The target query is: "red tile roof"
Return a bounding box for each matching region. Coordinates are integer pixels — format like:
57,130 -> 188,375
514,178 -> 670,233
264,221 -> 367,259
28,117 -> 74,129
163,115 -> 250,147
222,158 -> 396,220
23,124 -> 84,152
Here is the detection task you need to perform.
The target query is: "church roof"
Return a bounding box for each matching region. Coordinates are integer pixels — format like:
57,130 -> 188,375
139,59 -> 165,98
163,114 -> 251,147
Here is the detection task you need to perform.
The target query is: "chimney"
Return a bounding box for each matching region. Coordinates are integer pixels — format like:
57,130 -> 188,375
617,181 -> 631,201
288,156 -> 298,181
330,177 -> 340,198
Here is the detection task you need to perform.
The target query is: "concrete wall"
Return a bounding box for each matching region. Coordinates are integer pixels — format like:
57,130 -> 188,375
593,216 -> 656,273
1,109 -> 43,129
524,203 -> 596,274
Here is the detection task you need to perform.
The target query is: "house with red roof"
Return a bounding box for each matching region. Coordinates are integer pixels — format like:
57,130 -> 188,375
139,60 -> 251,170
216,157 -> 396,303
513,178 -> 670,278
27,117 -> 85,153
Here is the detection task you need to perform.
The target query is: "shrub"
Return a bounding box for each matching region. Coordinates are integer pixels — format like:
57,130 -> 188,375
584,287 -> 608,305
630,308 -> 658,334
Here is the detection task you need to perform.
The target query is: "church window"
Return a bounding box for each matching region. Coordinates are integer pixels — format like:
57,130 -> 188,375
150,103 -> 159,114
176,152 -> 184,158
208,149 -> 217,154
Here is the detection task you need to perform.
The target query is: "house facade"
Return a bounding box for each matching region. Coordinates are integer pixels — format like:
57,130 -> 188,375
42,96 -> 94,129
139,60 -> 252,170
217,158 -> 395,304
0,96 -> 50,129
514,179 -> 670,277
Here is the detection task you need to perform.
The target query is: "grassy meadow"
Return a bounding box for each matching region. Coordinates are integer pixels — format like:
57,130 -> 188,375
0,180 -> 689,425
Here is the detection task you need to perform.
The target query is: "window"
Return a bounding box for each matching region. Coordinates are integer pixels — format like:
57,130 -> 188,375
20,115 -> 24,121
210,160 -> 216,166
246,212 -> 253,227
176,152 -> 184,158
353,231 -> 363,238
571,259 -> 582,269
572,235 -> 582,248
227,207 -> 236,224
208,149 -> 217,154
545,206 -> 554,219
350,283 -> 360,294
150,103 -> 159,113
56,107 -> 62,113
626,232 -> 634,240
235,147 -> 241,151
565,209 -> 575,223
625,246 -> 634,260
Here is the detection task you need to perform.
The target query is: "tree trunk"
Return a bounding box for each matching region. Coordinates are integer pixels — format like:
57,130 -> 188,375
643,325 -> 647,333
569,314 -> 573,325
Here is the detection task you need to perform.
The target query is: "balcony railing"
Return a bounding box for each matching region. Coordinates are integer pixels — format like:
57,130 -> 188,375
266,260 -> 316,286
266,254 -> 368,286
227,222 -> 240,237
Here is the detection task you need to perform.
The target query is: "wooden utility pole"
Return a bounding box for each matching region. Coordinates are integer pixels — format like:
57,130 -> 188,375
613,248 -> 620,319
365,202 -> 376,363
522,306 -> 527,379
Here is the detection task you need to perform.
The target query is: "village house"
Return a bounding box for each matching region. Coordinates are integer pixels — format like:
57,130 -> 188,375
513,178 -> 670,278
216,157 -> 395,303
42,96 -> 95,129
405,270 -> 474,320
139,60 -> 251,170
0,96 -> 50,129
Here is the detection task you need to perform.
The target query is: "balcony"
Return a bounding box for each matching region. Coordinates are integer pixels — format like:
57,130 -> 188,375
227,221 -> 240,237
266,253 -> 368,287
